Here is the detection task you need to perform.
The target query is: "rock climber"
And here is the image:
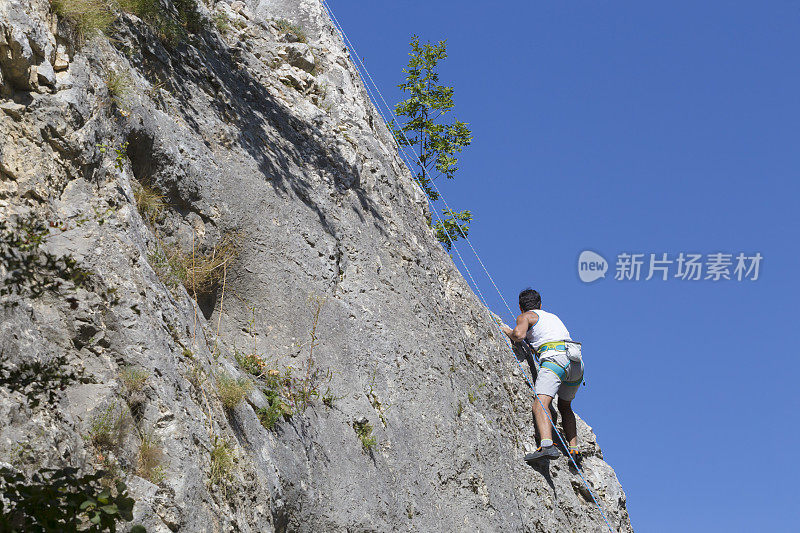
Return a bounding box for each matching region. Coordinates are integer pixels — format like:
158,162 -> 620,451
501,288 -> 584,465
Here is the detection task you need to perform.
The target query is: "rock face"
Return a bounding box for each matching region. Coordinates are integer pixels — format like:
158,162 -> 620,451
0,1 -> 633,532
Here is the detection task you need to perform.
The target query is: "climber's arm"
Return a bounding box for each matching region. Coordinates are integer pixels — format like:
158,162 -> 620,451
502,313 -> 534,342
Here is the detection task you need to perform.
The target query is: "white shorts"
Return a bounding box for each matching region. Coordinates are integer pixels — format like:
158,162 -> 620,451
535,352 -> 584,401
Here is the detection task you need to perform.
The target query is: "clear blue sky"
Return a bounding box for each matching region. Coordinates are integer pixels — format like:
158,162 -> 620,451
327,1 -> 798,530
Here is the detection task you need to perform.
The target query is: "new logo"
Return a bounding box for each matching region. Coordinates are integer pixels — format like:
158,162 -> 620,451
578,251 -> 608,283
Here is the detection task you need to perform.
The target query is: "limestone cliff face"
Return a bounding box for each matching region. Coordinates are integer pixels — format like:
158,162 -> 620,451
0,1 -> 632,531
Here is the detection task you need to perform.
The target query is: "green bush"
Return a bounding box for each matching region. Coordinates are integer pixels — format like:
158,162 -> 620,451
0,466 -> 143,532
256,389 -> 292,430
0,215 -> 92,306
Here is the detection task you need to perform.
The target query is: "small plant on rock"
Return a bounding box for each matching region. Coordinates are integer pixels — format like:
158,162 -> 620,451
105,69 -> 133,108
87,402 -> 130,452
256,397 -> 292,430
353,419 -> 377,452
234,349 -> 267,378
212,11 -> 231,34
321,387 -> 343,408
97,141 -> 128,172
274,18 -> 307,43
147,246 -> 184,290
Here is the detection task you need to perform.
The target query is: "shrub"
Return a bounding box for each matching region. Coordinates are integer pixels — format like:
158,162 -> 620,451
0,467 -> 143,532
0,215 -> 92,305
136,432 -> 166,484
216,372 -> 252,410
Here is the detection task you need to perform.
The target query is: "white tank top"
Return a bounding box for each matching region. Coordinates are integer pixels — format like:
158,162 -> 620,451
524,309 -> 571,350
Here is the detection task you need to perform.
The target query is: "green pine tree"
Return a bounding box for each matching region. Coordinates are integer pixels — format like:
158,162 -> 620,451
394,35 -> 473,251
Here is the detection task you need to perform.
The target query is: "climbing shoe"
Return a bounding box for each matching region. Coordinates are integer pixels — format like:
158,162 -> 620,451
524,445 -> 560,464
569,448 -> 581,465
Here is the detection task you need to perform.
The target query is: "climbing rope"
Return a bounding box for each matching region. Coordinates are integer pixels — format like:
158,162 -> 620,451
319,2 -> 616,531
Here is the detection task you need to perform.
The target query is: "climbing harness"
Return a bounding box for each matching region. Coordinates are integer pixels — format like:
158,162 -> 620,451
539,360 -> 583,387
538,340 -> 583,366
319,2 -> 616,531
537,341 -> 568,354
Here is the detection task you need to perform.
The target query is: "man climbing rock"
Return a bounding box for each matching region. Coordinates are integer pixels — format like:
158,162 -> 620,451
501,289 -> 584,465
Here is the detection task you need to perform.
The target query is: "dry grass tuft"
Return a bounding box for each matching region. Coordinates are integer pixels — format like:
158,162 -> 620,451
119,365 -> 149,393
105,69 -> 133,107
148,232 -> 241,297
136,431 -> 166,483
50,0 -> 115,38
209,436 -> 235,487
216,371 -> 253,410
134,183 -> 166,225
181,233 -> 240,296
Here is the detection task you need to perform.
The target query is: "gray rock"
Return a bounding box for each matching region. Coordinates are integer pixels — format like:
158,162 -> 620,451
0,100 -> 24,119
0,1 -> 633,532
281,44 -> 316,73
35,58 -> 54,87
53,45 -> 68,71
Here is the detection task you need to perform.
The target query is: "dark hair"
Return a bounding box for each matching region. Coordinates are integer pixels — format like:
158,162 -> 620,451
519,288 -> 541,311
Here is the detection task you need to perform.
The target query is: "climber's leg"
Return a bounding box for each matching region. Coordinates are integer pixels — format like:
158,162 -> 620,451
557,397 -> 578,448
533,394 -> 554,442
525,394 -> 561,463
